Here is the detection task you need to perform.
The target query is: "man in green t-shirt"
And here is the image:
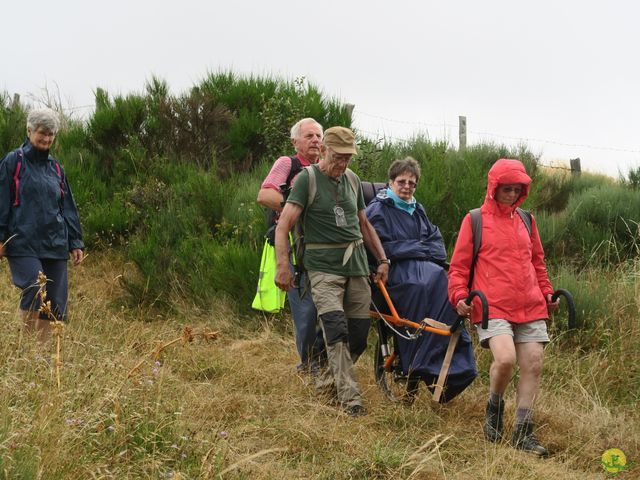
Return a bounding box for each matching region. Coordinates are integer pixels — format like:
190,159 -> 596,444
274,126 -> 390,417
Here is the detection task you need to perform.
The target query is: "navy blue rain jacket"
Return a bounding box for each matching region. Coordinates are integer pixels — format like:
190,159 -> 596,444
0,140 -> 84,259
366,191 -> 477,402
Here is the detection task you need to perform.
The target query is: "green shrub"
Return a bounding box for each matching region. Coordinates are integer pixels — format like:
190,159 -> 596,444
5,75 -> 640,323
0,92 -> 27,156
177,239 -> 261,314
563,184 -> 640,262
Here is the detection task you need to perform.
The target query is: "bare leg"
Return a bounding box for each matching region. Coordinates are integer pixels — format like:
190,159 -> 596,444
488,334 -> 517,395
515,342 -> 544,409
21,309 -> 37,334
483,334 -> 516,442
21,310 -> 51,344
511,341 -> 547,456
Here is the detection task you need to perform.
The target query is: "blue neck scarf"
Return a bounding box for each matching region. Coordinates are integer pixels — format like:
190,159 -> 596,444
386,187 -> 417,215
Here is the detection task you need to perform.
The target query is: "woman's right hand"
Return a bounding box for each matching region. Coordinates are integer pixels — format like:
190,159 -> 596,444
456,299 -> 472,317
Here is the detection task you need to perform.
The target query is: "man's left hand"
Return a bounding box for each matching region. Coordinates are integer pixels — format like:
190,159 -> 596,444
373,263 -> 389,284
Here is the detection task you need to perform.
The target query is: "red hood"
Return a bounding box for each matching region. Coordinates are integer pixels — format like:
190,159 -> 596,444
483,158 -> 531,213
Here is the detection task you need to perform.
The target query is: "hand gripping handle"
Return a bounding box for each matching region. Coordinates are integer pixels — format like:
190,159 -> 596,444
451,289 -> 489,332
469,290 -> 489,330
551,288 -> 576,330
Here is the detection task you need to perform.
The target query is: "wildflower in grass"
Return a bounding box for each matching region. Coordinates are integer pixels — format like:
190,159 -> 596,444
66,418 -> 83,427
219,431 -> 228,439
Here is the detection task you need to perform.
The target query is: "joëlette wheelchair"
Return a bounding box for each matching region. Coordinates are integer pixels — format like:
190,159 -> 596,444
369,280 -> 576,404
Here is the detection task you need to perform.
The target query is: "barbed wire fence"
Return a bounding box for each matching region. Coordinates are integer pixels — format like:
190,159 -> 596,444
10,92 -> 639,175
352,108 -> 640,176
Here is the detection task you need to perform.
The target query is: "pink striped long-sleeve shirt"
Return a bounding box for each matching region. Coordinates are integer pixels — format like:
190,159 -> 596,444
260,154 -> 314,191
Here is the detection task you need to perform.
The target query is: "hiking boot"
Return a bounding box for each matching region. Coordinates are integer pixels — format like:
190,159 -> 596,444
344,404 -> 366,417
511,422 -> 548,457
483,399 -> 504,442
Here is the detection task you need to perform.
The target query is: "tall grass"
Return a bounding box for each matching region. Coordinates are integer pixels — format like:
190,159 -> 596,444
0,255 -> 637,478
1,72 -> 639,478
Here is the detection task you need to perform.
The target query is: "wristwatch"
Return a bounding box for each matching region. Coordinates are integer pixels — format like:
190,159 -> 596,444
377,258 -> 391,267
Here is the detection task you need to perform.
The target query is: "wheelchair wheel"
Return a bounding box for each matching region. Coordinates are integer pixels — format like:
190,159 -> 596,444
374,320 -> 420,404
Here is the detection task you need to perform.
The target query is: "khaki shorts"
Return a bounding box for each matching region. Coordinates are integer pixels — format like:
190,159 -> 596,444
307,270 -> 371,319
476,319 -> 549,349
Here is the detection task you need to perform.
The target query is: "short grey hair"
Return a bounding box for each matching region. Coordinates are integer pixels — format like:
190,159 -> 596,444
388,157 -> 421,182
27,108 -> 60,134
290,118 -> 323,139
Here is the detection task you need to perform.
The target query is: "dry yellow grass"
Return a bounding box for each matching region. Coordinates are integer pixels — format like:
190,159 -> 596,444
0,251 -> 637,479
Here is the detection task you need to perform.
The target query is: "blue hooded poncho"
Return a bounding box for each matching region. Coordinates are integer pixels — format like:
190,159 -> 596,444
366,190 -> 477,402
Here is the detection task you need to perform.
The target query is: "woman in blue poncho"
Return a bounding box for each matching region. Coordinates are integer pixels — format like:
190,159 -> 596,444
366,157 -> 476,402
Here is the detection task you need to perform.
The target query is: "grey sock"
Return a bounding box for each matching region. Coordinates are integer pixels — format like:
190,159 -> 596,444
515,407 -> 533,424
489,392 -> 502,407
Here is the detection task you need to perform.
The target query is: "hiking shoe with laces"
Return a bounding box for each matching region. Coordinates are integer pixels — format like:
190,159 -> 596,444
344,404 -> 366,417
511,422 -> 548,457
483,399 -> 504,442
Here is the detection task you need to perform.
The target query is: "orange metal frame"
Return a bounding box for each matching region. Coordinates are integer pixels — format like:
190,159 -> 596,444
369,279 -> 452,372
369,280 -> 451,337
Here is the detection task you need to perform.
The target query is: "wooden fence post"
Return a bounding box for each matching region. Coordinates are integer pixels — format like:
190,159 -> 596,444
345,103 -> 355,121
459,116 -> 467,151
570,158 -> 581,176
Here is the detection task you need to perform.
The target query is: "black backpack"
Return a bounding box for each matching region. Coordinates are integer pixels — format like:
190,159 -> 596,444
361,181 -> 387,206
265,156 -> 302,245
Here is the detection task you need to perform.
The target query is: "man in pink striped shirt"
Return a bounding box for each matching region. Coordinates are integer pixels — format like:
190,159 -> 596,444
257,118 -> 325,374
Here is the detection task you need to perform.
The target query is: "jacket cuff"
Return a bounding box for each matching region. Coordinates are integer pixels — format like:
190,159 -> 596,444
453,292 -> 468,305
69,240 -> 85,250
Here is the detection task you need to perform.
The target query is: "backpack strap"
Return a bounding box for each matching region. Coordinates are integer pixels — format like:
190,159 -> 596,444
468,206 -> 533,287
53,159 -> 65,203
266,156 -> 303,232
470,208 -> 482,261
306,165 -> 317,207
305,166 -> 359,209
10,149 -> 65,208
284,156 -> 302,189
515,207 -> 532,235
344,168 -> 359,200
12,148 -> 24,207
468,208 -> 482,289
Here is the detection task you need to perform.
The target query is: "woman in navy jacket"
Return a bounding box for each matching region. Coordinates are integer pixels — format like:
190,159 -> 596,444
366,157 -> 476,402
0,108 -> 84,342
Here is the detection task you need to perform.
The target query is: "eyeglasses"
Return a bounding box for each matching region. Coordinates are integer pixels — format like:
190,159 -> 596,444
498,186 -> 523,194
395,179 -> 417,188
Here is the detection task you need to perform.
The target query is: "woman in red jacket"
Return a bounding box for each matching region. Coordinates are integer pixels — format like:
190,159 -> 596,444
448,159 -> 557,457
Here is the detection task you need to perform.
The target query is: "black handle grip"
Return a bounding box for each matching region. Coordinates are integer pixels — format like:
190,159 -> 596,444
551,288 -> 576,330
466,290 -> 489,330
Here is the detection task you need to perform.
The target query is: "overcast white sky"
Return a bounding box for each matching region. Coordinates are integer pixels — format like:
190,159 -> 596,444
2,0 -> 638,177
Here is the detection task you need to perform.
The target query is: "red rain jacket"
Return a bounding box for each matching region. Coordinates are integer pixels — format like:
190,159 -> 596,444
448,159 -> 553,324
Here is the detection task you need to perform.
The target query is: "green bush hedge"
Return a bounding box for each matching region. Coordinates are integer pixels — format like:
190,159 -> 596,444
4,72 -> 640,315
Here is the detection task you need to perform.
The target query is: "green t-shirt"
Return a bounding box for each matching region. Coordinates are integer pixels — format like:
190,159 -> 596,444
287,165 -> 369,277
